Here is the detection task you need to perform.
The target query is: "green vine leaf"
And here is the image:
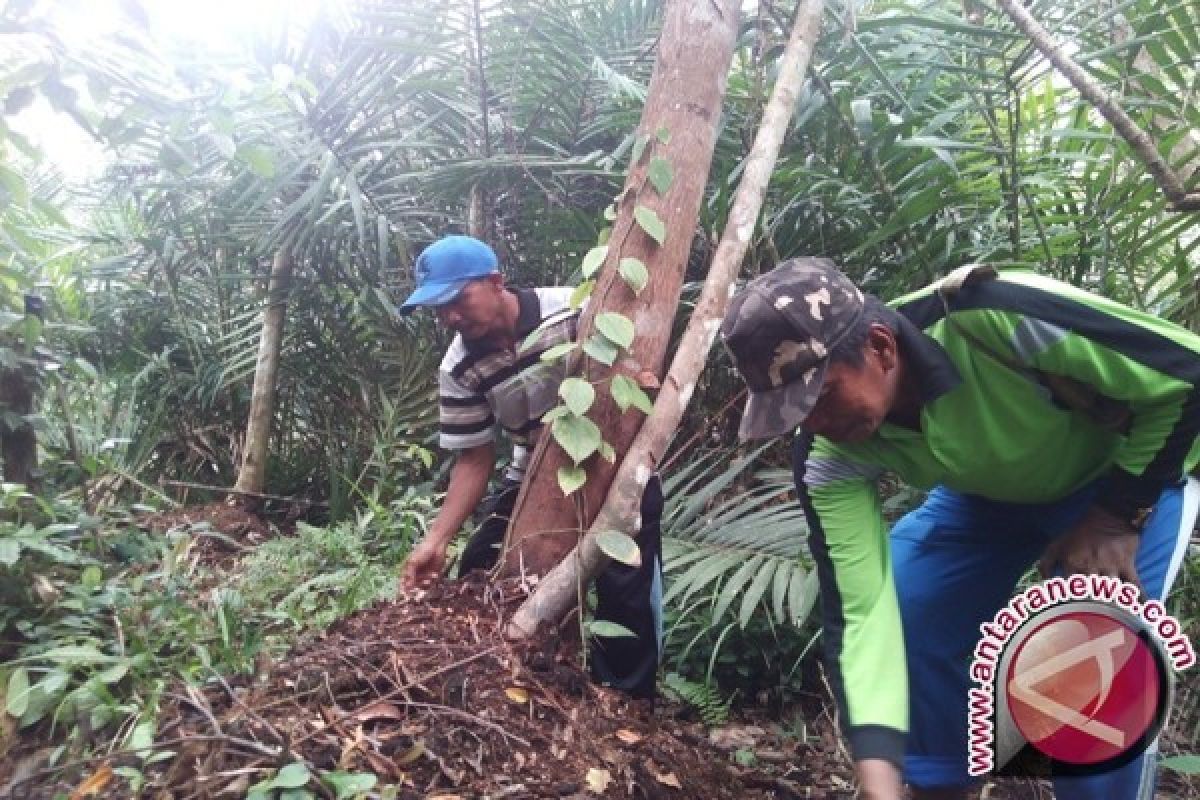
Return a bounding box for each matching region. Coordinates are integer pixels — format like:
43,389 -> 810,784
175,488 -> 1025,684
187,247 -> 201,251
540,342 -> 576,363
595,530 -> 641,567
559,378 -> 595,415
598,441 -> 616,463
581,245 -> 608,278
647,156 -> 674,195
557,465 -> 587,496
587,620 -> 638,638
634,206 -> 666,245
611,375 -> 654,414
656,126 -> 670,145
596,312 -> 635,350
571,280 -> 595,309
541,405 -> 570,425
552,413 -> 603,464
583,334 -> 618,366
603,204 -> 617,222
618,257 -> 648,295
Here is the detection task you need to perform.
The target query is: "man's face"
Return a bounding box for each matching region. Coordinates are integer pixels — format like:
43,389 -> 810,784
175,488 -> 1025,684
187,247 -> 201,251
434,276 -> 506,341
799,328 -> 900,443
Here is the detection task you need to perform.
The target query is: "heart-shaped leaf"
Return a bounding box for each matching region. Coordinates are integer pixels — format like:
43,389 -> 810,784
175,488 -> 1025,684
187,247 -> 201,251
634,206 -> 666,245
619,257 -> 648,295
595,530 -> 641,567
596,313 -> 635,350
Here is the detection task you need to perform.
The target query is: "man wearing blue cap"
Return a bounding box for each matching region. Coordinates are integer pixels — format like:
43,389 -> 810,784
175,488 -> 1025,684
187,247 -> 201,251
398,235 -> 663,698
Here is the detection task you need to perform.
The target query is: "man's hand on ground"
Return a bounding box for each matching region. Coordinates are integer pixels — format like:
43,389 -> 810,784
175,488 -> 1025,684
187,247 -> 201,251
855,758 -> 904,800
400,538 -> 448,591
1038,504 -> 1140,586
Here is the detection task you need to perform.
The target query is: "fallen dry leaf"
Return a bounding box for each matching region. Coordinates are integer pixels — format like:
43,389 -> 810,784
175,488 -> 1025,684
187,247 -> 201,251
396,739 -> 426,766
653,770 -> 683,789
352,701 -> 406,722
504,687 -> 529,703
585,767 -> 612,793
70,763 -> 113,799
615,728 -> 643,745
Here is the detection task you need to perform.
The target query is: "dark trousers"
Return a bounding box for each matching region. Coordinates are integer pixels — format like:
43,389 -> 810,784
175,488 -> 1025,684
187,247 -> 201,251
458,477 -> 664,699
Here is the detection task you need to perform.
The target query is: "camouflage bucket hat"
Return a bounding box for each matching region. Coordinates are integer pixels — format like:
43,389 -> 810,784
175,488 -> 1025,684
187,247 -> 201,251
720,258 -> 864,440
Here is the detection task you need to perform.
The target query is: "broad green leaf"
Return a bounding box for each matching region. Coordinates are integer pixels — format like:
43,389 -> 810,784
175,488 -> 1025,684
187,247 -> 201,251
559,378 -> 595,415
540,342 -> 576,362
6,667 -> 30,716
588,620 -> 637,638
0,538 -> 18,566
581,245 -> 608,278
634,206 -> 666,245
541,405 -> 570,425
95,662 -> 130,685
323,771 -> 377,799
610,375 -> 654,415
596,313 -> 635,350
595,530 -> 641,567
647,157 -> 674,195
273,762 -> 312,789
656,126 -> 670,144
40,669 -> 69,694
557,465 -> 587,496
603,205 -> 617,222
598,441 -> 616,463
128,717 -> 156,753
618,257 -> 648,295
551,414 -> 603,464
583,334 -> 618,366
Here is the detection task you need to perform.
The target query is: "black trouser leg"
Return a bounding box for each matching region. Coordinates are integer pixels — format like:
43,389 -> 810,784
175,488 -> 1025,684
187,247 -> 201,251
457,481 -> 520,575
589,475 -> 664,699
457,476 -> 664,699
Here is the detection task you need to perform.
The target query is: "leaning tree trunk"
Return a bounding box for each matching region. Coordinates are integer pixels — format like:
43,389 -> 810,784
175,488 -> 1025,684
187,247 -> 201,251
995,0 -> 1200,212
508,0 -> 827,637
230,249 -> 293,507
498,0 -> 741,578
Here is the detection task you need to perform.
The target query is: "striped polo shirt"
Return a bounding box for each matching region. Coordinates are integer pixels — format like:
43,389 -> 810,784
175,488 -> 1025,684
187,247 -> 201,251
438,287 -> 578,482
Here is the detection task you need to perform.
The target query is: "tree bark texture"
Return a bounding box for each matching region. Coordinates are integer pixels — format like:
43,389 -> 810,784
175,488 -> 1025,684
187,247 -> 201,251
508,0 -> 827,637
499,0 -> 741,577
231,249 -> 294,504
995,0 -> 1200,212
0,367 -> 37,487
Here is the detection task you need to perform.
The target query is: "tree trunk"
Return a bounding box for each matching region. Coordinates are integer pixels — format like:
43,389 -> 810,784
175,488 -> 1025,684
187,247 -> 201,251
508,0 -> 827,637
497,0 -> 741,578
231,249 -> 293,506
0,367 -> 37,488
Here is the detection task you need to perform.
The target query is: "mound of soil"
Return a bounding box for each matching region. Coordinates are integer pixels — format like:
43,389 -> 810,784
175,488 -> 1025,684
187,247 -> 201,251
17,576 -> 855,799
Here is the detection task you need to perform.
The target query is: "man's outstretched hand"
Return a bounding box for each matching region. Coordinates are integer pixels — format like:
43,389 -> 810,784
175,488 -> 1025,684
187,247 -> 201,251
1038,504 -> 1141,586
400,538 -> 448,591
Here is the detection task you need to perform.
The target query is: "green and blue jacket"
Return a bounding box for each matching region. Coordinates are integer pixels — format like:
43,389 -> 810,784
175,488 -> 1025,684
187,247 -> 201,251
793,269 -> 1200,765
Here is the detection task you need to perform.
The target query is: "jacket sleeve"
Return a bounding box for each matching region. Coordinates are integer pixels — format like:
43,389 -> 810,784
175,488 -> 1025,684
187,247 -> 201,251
952,277 -> 1200,521
792,434 -> 908,766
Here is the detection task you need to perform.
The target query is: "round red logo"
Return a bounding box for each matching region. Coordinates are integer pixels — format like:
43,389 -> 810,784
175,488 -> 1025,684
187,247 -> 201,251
1005,610 -> 1165,766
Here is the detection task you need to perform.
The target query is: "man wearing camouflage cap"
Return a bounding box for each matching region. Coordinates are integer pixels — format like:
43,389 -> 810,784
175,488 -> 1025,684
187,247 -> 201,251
721,258 -> 1200,800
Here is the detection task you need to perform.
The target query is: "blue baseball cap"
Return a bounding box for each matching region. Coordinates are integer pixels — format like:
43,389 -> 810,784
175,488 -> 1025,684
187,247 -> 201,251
399,235 -> 499,313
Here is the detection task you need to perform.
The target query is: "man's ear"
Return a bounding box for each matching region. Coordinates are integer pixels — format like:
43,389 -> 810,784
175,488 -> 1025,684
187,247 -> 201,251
866,323 -> 899,371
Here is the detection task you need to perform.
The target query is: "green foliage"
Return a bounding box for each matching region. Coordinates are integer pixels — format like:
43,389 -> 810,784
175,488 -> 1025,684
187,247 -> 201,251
662,672 -> 732,726
236,505 -> 430,632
